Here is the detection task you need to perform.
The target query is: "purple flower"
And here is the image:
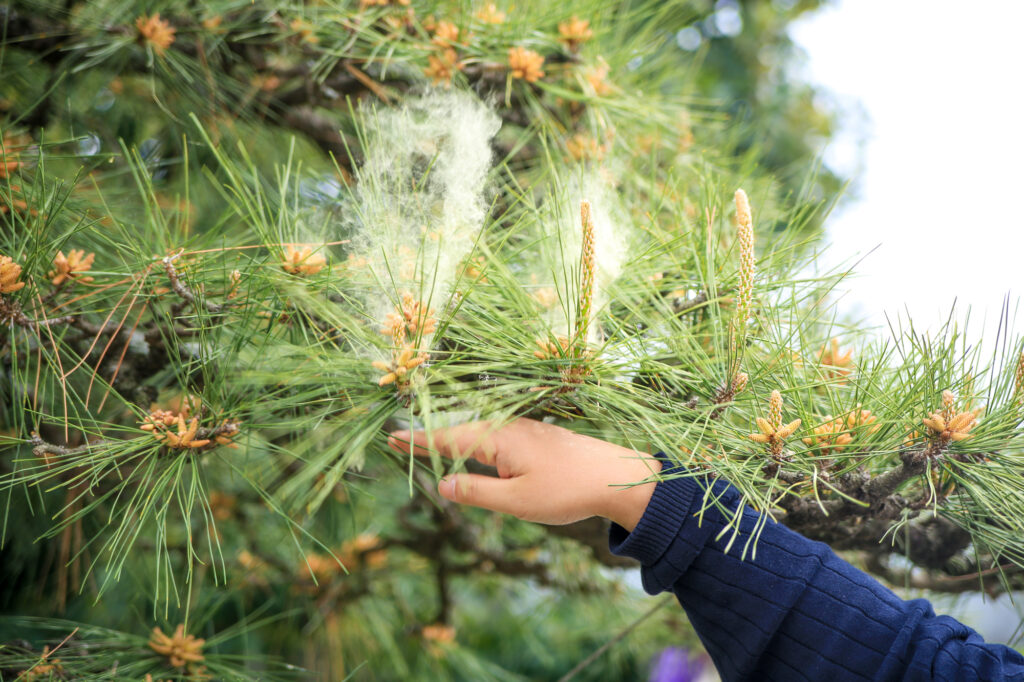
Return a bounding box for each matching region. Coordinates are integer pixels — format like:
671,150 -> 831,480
649,647 -> 704,682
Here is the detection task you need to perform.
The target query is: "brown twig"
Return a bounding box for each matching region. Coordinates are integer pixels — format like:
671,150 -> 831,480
671,291 -> 708,315
29,433 -> 116,459
0,297 -> 74,329
558,595 -> 674,682
864,552 -> 1024,596
162,253 -> 227,314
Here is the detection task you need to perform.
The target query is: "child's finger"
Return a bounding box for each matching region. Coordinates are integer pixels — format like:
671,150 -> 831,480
388,422 -> 504,465
438,473 -> 523,516
387,429 -> 433,456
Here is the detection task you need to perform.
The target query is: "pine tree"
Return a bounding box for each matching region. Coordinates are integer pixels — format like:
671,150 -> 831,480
2,1 -> 1022,680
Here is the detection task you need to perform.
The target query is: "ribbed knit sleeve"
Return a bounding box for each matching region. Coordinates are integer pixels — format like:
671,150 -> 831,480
609,470 -> 1024,681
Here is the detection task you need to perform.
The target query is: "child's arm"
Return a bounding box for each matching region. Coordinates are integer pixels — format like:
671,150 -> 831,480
388,418 -> 1024,681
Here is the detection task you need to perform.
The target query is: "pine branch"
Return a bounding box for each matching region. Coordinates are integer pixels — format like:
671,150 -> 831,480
161,254 -> 227,314
861,449 -> 928,502
278,107 -> 353,163
0,302 -> 75,330
29,434 -> 117,459
863,552 -> 1024,596
671,291 -> 708,315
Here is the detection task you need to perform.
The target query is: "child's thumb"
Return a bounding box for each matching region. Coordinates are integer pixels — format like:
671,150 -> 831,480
439,473 -> 519,516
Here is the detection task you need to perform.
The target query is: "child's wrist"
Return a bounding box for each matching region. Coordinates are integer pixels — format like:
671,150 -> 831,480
598,456 -> 661,532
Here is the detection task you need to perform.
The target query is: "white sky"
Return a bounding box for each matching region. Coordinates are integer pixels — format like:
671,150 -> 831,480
790,0 -> 1024,344
789,0 -> 1024,642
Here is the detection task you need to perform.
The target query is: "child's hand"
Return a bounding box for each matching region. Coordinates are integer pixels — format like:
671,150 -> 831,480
387,418 -> 661,531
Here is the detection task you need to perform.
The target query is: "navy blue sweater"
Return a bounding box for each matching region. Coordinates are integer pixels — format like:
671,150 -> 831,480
609,471 -> 1024,681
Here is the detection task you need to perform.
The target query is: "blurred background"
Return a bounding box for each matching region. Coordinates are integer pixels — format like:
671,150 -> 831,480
791,0 -> 1024,339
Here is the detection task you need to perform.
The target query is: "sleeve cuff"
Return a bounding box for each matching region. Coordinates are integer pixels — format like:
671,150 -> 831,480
609,455 -> 743,595
608,456 -> 701,591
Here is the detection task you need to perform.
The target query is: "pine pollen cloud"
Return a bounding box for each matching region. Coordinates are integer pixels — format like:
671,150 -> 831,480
346,90 -> 501,319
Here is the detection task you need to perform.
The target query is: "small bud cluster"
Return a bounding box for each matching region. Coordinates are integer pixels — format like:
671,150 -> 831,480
374,292 -> 436,388
802,407 -> 877,458
136,14 -> 176,54
299,552 -> 341,585
460,255 -> 488,283
533,333 -> 593,386
820,337 -> 854,380
424,20 -> 465,85
713,371 -> 748,408
281,244 -> 327,276
424,50 -> 462,84
140,399 -> 240,452
0,255 -> 26,294
299,534 -> 387,589
508,46 -> 545,83
583,62 -> 613,96
475,3 -> 506,24
767,389 -> 783,429
339,533 -> 389,569
380,292 -> 438,340
421,622 -> 457,657
432,20 -> 459,47
532,287 -> 557,308
0,184 -> 33,216
48,249 -> 95,287
21,647 -> 64,675
566,133 -> 607,162
422,623 -> 456,643
533,335 -> 571,360
208,490 -> 236,521
148,624 -> 205,673
373,345 -> 429,387
1,134 -> 27,178
749,389 -> 801,458
922,390 -> 980,445
289,18 -> 319,44
558,16 -> 594,51
201,15 -> 224,32
226,269 -> 242,299
18,646 -> 63,680
802,417 -> 852,455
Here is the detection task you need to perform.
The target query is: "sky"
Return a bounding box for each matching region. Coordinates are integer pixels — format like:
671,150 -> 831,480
789,0 -> 1024,643
789,0 -> 1024,348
